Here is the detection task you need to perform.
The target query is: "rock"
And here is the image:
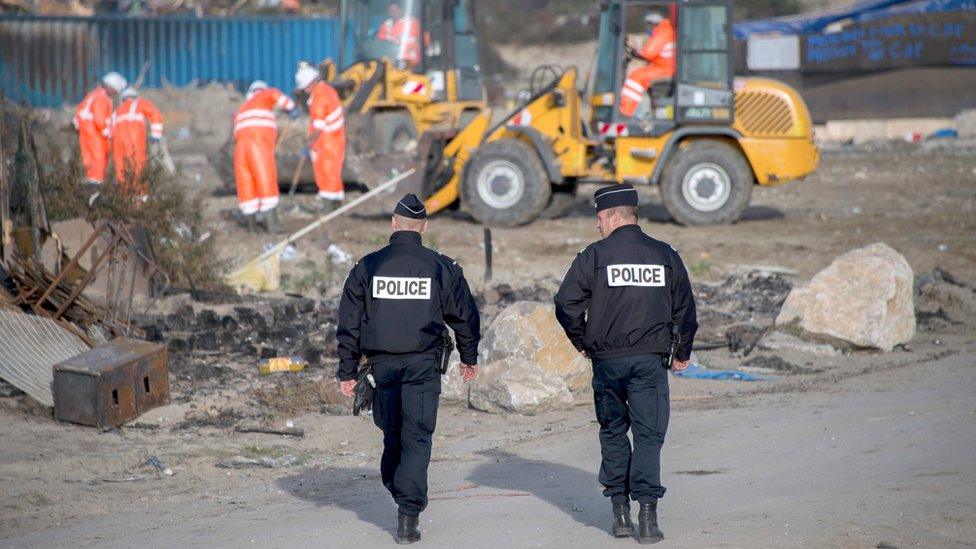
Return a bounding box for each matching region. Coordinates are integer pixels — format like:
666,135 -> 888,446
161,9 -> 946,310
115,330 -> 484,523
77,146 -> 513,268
440,351 -> 470,406
758,332 -> 840,356
469,358 -> 573,415
479,301 -> 590,393
956,109 -> 976,138
914,268 -> 976,332
776,243 -> 916,352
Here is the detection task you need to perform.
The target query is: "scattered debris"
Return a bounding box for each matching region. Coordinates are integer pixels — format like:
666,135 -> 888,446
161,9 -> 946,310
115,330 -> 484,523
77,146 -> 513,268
0,378 -> 24,398
914,268 -> 976,332
724,323 -> 767,356
697,271 -> 793,319
234,424 -> 305,437
3,222 -> 161,346
326,244 -> 352,265
741,355 -> 824,375
673,363 -> 770,382
758,331 -> 841,357
147,456 -> 174,476
258,356 -> 307,375
476,281 -> 560,320
216,454 -> 299,469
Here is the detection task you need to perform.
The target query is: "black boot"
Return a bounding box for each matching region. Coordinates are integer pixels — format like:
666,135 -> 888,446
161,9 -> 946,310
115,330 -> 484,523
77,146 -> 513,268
396,513 -> 421,544
254,212 -> 269,233
638,501 -> 664,544
267,208 -> 283,233
611,502 -> 634,537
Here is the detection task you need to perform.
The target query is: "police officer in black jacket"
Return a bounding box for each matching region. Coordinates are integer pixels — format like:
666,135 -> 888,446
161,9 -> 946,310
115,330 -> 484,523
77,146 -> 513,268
554,183 -> 697,544
337,193 -> 480,544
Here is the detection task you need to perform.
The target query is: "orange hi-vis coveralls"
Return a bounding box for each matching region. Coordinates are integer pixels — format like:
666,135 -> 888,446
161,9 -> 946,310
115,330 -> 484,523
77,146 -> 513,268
232,88 -> 296,215
110,97 -> 164,196
377,15 -> 422,68
73,87 -> 113,184
307,81 -> 345,202
620,19 -> 676,117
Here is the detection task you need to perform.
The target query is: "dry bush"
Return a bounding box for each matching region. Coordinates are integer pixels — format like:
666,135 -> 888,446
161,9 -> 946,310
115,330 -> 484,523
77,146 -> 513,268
39,152 -> 228,291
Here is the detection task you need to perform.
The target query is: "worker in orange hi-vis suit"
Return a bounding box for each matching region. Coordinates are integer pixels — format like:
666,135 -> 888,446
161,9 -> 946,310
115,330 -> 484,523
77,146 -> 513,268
232,80 -> 297,232
73,72 -> 126,193
296,62 -> 345,210
110,88 -> 164,200
619,11 -> 676,118
377,1 -> 422,68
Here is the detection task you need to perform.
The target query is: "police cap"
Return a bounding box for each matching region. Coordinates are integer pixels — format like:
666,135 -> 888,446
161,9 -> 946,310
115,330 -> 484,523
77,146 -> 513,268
394,193 -> 427,219
594,183 -> 638,213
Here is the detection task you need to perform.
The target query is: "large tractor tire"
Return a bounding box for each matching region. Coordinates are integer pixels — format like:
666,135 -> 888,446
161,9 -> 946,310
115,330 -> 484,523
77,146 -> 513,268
659,140 -> 753,226
539,181 -> 578,219
373,111 -> 418,154
461,139 -> 551,227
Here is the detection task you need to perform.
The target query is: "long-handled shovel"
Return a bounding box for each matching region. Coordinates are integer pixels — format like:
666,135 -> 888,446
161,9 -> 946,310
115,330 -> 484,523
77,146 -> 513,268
226,168 -> 414,293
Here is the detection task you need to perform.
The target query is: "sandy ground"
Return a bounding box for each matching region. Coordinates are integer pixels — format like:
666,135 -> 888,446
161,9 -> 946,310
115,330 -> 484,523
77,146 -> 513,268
194,141 -> 976,295
1,336 -> 973,548
1,143 -> 975,547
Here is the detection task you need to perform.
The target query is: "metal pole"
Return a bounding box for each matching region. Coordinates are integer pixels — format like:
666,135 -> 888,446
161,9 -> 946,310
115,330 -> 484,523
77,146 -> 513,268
483,227 -> 492,283
0,92 -> 10,266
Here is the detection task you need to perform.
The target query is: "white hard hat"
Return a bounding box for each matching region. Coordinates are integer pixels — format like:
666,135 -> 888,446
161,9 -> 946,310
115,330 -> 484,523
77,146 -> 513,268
294,62 -> 319,90
120,87 -> 138,99
246,80 -> 269,98
645,12 -> 664,25
102,71 -> 128,93
247,80 -> 268,95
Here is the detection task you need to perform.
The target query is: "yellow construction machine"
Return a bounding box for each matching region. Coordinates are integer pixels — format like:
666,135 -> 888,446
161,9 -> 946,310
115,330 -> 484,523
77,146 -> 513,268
324,0 -> 486,156
419,0 -> 820,226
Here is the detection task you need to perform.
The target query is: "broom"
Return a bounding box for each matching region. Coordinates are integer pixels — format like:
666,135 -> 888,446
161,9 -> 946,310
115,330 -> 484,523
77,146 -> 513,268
226,168 -> 415,293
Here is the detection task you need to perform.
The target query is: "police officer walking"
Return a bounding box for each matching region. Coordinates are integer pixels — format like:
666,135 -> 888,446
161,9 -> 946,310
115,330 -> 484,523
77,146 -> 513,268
337,193 -> 481,544
553,184 -> 697,544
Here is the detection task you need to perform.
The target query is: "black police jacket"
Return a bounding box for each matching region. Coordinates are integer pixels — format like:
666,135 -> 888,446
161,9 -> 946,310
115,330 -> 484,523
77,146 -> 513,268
336,231 -> 481,380
554,224 -> 697,361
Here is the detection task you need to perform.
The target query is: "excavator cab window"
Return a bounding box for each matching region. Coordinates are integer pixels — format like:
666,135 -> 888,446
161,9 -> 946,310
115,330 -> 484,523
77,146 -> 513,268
592,1 -> 622,127
451,0 -> 483,101
592,1 -> 680,129
341,0 -> 424,72
674,0 -> 733,123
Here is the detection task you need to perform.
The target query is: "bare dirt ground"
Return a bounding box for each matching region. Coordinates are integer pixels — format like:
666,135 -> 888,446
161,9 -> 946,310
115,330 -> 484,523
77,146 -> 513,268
1,143 -> 975,547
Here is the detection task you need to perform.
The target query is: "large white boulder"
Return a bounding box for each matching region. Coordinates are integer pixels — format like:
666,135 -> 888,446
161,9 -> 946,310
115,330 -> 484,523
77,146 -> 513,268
444,301 -> 591,415
468,358 -> 574,415
478,301 -> 591,393
776,243 -> 915,351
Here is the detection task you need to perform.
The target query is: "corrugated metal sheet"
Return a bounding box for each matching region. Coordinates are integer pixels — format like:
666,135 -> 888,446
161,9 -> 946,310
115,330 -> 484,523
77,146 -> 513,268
0,15 -> 338,107
0,308 -> 91,407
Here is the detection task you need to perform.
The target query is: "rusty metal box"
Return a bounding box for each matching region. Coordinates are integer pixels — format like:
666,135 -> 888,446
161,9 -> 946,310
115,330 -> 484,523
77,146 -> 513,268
53,338 -> 169,428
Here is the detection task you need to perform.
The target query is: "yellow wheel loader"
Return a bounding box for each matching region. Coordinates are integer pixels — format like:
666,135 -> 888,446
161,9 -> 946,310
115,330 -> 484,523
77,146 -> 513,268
420,0 -> 820,226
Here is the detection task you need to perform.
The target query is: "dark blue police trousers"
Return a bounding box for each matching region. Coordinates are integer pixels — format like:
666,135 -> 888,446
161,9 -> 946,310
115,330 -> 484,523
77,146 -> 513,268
371,354 -> 441,516
592,353 -> 670,505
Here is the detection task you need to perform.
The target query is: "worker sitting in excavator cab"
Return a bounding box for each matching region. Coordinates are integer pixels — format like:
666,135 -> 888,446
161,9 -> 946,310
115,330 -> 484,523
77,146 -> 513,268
377,1 -> 422,69
620,9 -> 675,118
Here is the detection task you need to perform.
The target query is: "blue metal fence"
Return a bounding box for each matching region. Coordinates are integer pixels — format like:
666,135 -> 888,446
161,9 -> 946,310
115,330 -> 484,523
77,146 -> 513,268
0,15 -> 338,107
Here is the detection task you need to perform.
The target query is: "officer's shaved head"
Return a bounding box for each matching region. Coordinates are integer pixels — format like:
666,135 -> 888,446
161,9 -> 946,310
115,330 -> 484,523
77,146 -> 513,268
596,205 -> 638,238
607,205 -> 638,221
392,214 -> 428,233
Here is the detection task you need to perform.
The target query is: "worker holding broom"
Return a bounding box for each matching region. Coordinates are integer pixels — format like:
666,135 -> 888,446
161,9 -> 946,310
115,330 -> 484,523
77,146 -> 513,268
110,87 -> 164,201
73,71 -> 127,201
295,62 -> 346,212
232,80 -> 298,233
